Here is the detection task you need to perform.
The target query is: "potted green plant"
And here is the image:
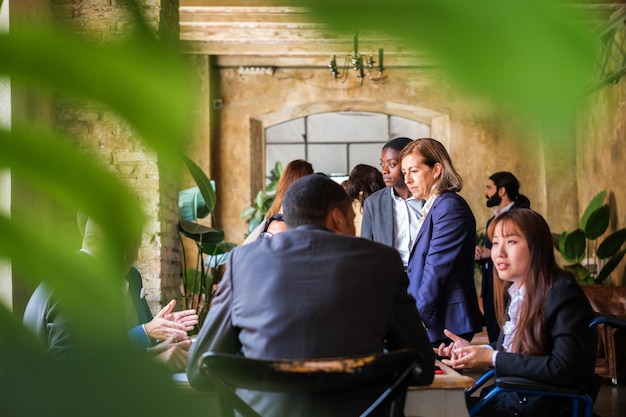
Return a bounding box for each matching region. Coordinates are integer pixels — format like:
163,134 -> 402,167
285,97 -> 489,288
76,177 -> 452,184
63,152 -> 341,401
553,190 -> 626,284
179,156 -> 236,331
240,160 -> 283,237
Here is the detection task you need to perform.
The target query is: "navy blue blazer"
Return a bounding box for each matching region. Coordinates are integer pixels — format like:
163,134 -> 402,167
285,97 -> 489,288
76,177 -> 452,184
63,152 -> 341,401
406,191 -> 482,343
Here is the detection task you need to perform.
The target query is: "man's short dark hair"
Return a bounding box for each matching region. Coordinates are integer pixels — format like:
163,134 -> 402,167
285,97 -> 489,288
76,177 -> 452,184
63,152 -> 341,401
382,137 -> 413,152
283,174 -> 351,228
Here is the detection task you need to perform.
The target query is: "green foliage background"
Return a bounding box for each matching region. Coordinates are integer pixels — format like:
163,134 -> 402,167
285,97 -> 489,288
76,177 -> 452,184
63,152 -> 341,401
0,0 -> 596,415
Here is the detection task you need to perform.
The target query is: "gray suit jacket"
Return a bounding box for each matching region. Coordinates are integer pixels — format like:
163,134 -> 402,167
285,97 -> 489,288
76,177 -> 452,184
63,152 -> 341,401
187,225 -> 435,416
361,187 -> 394,247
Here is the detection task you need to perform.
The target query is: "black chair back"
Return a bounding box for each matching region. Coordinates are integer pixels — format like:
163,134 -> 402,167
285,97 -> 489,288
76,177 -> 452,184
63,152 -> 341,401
200,348 -> 423,417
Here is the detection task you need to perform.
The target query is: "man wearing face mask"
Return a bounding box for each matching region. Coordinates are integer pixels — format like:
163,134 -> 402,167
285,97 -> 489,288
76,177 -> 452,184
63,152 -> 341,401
474,172 -> 531,343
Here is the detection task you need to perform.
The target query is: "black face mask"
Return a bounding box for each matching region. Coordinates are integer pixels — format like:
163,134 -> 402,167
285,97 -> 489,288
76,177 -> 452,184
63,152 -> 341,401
486,192 -> 501,208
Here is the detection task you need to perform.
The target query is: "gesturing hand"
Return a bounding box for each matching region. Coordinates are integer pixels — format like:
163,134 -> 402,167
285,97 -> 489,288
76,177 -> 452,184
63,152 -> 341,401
144,300 -> 190,341
433,329 -> 470,359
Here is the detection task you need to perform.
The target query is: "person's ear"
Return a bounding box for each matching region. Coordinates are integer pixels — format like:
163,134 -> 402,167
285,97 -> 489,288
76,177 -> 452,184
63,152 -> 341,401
498,186 -> 507,198
327,207 -> 355,236
433,162 -> 443,179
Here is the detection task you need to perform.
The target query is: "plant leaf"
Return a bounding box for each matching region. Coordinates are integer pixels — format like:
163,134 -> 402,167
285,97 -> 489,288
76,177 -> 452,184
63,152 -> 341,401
584,205 -> 610,240
178,220 -> 225,244
0,28 -> 194,171
182,156 -> 216,215
596,249 -> 626,284
0,124 -> 144,251
596,228 -> 626,259
564,263 -> 593,285
201,241 -> 237,257
308,0 -> 594,134
561,229 -> 586,263
178,187 -> 211,222
579,190 -> 607,230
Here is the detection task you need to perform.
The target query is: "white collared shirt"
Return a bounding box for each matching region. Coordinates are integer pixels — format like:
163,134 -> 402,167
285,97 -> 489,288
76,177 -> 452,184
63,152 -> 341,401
494,201 -> 515,218
391,188 -> 424,266
415,194 -> 438,238
502,283 -> 525,352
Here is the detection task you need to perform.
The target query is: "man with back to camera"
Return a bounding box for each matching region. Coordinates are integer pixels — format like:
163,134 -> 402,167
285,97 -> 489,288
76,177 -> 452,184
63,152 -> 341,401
474,172 -> 531,343
187,174 -> 434,417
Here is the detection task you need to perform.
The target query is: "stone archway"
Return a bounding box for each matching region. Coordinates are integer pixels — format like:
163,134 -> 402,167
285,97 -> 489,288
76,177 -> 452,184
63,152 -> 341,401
249,100 -> 450,194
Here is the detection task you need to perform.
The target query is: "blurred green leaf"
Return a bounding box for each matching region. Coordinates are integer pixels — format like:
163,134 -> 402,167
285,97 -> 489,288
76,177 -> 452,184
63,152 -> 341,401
0,28 -> 195,171
0,124 -> 144,253
309,0 -> 594,134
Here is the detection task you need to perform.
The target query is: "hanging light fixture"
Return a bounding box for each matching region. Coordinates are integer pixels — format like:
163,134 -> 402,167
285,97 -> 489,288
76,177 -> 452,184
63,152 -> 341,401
329,32 -> 385,85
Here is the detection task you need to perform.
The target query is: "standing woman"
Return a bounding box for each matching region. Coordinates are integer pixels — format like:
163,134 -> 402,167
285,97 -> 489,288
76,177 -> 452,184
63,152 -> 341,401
436,209 -> 597,417
345,164 -> 385,236
243,159 -> 314,244
401,138 -> 482,345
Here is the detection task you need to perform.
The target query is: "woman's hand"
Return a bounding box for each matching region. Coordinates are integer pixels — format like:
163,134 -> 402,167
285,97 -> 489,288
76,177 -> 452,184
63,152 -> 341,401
433,329 -> 470,359
441,345 -> 494,370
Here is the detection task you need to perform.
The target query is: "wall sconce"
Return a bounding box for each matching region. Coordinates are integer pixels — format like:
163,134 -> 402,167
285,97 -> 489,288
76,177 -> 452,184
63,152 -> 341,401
329,32 -> 385,85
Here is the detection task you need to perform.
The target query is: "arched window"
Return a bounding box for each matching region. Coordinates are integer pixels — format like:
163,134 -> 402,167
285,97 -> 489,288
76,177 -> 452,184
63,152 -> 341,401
265,111 -> 430,182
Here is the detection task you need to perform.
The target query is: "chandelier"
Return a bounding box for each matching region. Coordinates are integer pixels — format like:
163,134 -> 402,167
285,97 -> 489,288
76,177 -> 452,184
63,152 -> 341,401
329,32 -> 385,85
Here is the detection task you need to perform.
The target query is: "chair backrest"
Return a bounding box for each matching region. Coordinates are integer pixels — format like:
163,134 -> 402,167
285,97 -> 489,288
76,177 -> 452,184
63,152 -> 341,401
199,348 -> 423,417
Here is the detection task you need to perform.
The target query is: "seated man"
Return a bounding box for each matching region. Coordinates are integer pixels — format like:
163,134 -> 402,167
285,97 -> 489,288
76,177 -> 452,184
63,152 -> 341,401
187,174 -> 435,416
23,215 -> 197,372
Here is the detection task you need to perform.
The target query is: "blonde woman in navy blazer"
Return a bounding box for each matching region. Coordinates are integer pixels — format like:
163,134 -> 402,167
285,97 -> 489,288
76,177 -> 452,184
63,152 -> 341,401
401,138 -> 482,345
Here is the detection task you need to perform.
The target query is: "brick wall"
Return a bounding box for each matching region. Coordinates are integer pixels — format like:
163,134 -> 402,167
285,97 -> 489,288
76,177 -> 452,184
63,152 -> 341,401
52,0 -> 181,313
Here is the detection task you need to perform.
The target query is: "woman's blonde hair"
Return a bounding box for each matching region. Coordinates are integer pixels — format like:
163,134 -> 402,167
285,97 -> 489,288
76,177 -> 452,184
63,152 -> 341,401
400,138 -> 463,195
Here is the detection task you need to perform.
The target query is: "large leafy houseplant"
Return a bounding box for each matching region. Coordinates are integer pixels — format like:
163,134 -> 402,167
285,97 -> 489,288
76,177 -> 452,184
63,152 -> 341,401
179,156 -> 236,331
553,190 -> 626,285
240,160 -> 283,237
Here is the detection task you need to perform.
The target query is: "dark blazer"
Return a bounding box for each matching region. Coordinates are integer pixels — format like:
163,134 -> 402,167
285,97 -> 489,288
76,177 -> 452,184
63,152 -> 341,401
22,283 -> 73,360
406,191 -> 482,343
361,187 -> 395,248
126,266 -> 154,348
484,273 -> 597,416
187,224 -> 435,416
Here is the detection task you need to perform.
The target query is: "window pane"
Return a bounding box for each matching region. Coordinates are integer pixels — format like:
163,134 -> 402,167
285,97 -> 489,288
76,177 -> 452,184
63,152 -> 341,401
266,118 -> 305,143
307,112 -> 388,142
348,143 -> 386,172
265,144 -> 306,178
389,116 -> 430,139
308,144 -> 347,176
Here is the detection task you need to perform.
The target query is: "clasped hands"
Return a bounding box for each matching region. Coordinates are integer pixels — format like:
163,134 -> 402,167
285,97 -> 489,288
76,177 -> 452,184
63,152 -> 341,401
434,329 -> 495,370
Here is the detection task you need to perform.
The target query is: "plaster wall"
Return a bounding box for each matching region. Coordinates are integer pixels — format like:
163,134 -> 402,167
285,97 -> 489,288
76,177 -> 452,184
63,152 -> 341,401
577,71 -> 626,286
202,65 -> 570,245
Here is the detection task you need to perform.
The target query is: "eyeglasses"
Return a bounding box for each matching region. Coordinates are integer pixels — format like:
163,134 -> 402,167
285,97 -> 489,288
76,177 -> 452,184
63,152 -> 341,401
258,213 -> 285,240
260,231 -> 274,239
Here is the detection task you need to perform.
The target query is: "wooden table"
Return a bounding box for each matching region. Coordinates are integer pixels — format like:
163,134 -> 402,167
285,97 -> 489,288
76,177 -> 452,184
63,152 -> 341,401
404,360 -> 475,417
174,360 -> 476,417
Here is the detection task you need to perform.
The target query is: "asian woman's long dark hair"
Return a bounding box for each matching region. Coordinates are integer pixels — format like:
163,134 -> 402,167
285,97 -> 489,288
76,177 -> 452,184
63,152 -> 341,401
490,209 -> 562,355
